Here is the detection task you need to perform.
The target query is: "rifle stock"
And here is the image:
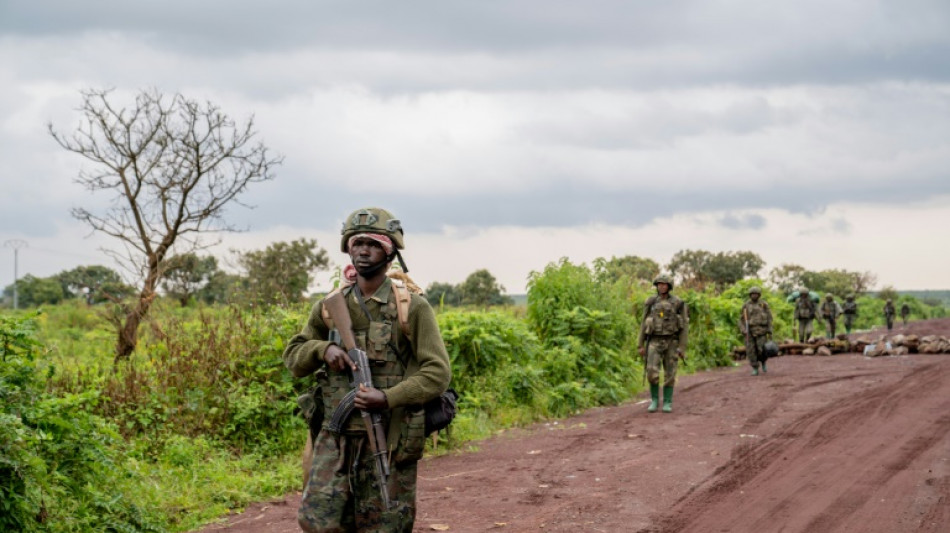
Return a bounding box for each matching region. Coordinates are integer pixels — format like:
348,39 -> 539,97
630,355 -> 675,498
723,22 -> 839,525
323,291 -> 395,509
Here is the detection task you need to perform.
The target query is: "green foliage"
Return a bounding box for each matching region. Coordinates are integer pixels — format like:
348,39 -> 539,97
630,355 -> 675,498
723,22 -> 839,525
3,274 -> 65,307
425,269 -> 514,308
769,263 -> 876,297
667,249 -> 764,291
9,263 -> 947,532
55,265 -> 133,304
877,285 -> 899,302
0,313 -> 165,532
767,263 -> 806,296
236,238 -> 329,306
49,305 -> 304,454
161,254 -> 220,307
425,281 -> 463,307
800,268 -> 877,297
458,269 -> 514,306
526,258 -> 638,415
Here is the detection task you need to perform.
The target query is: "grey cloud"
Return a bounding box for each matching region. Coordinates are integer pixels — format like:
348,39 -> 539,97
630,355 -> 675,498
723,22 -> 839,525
831,218 -> 851,234
718,214 -> 767,230
2,1 -> 949,93
519,95 -> 784,151
223,171 -> 950,234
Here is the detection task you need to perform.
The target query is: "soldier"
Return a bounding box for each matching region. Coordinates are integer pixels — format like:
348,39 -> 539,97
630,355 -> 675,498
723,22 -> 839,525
883,299 -> 896,331
638,274 -> 689,413
740,286 -> 773,376
794,288 -> 817,342
283,207 -> 452,533
820,294 -> 840,338
842,295 -> 859,334
900,302 -> 911,327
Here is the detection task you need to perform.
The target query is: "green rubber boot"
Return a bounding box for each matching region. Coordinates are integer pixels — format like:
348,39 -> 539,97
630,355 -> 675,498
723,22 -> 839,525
761,361 -> 768,373
662,386 -> 674,413
751,366 -> 759,376
647,383 -> 659,412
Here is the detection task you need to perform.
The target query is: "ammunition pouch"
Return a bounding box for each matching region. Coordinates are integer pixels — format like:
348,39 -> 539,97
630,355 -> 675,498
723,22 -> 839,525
296,385 -> 324,441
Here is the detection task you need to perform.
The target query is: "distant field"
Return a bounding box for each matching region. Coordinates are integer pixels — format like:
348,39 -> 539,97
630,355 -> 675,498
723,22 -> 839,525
898,290 -> 950,306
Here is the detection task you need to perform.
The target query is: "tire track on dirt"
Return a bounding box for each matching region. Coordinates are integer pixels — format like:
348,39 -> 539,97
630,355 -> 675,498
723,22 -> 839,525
645,358 -> 950,533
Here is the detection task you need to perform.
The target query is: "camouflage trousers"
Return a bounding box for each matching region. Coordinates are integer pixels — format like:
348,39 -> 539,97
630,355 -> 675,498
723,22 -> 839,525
886,315 -> 894,330
797,319 -> 813,343
647,335 -> 680,388
824,317 -> 836,338
745,333 -> 768,369
843,313 -> 856,333
299,430 -> 417,533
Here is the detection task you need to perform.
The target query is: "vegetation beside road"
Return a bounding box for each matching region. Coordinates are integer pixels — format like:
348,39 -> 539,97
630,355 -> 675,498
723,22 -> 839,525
2,256 -> 945,532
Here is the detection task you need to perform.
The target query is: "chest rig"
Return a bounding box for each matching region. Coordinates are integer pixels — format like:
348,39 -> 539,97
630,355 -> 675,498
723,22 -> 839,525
647,296 -> 683,336
746,301 -> 770,326
797,298 -> 815,319
319,281 -> 412,433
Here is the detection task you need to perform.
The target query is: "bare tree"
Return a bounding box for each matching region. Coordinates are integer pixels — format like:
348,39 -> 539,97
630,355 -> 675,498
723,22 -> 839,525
50,88 -> 282,362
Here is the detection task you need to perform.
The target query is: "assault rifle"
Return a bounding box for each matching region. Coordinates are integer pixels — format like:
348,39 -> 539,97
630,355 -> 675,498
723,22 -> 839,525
323,290 -> 394,509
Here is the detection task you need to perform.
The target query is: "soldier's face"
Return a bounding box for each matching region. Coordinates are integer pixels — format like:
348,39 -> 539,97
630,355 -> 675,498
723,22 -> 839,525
349,236 -> 387,270
655,282 -> 669,295
751,293 -> 760,302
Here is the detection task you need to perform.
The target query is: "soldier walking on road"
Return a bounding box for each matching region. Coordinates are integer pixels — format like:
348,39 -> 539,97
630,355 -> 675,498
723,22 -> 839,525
741,286 -> 773,376
842,295 -> 859,334
883,299 -> 896,331
900,303 -> 911,327
794,289 -> 817,342
638,274 -> 689,413
283,207 -> 452,533
820,294 -> 840,338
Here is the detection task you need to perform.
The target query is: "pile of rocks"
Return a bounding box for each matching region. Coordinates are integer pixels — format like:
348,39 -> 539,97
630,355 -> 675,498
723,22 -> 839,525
731,333 -> 950,359
852,333 -> 950,357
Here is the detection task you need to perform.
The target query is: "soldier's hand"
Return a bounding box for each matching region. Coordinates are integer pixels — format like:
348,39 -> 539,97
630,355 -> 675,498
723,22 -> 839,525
355,384 -> 388,410
676,349 -> 685,360
323,344 -> 356,373
638,346 -> 645,357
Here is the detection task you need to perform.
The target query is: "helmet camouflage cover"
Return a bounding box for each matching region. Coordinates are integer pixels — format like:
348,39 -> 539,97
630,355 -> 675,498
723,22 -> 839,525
800,288 -> 810,295
846,294 -> 855,300
340,207 -> 405,252
826,294 -> 834,300
749,286 -> 762,295
653,274 -> 674,290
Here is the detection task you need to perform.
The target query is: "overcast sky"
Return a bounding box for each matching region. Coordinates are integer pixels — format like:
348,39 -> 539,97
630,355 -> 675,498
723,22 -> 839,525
2,0 -> 949,295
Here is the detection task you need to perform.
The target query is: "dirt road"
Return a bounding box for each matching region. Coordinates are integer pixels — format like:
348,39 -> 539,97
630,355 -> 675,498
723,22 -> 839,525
200,320 -> 950,533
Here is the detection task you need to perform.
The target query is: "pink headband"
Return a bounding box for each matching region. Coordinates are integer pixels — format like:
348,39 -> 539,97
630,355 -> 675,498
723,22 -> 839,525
347,233 -> 394,255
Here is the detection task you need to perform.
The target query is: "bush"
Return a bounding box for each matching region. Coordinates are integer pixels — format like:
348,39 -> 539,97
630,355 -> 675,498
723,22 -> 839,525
0,313 -> 165,532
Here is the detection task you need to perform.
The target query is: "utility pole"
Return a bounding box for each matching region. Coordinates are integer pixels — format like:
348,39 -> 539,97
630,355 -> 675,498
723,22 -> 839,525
4,239 -> 28,309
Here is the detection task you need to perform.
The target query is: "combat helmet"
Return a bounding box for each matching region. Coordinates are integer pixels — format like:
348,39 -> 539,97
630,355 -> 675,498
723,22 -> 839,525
340,207 -> 405,252
800,288 -> 810,295
749,286 -> 762,295
653,274 -> 674,290
826,293 -> 834,300
846,294 -> 855,301
763,340 -> 779,359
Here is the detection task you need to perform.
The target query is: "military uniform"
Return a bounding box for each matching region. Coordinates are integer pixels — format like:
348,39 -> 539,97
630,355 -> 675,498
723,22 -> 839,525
741,287 -> 773,375
900,303 -> 910,326
638,275 -> 688,413
820,295 -> 839,338
283,208 -> 451,533
794,291 -> 816,342
842,296 -> 858,334
883,300 -> 896,331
